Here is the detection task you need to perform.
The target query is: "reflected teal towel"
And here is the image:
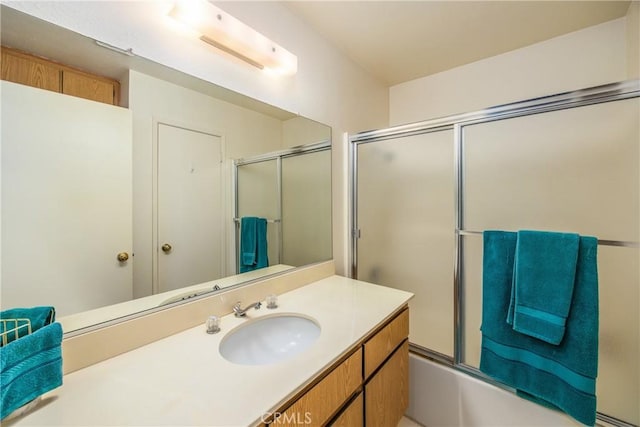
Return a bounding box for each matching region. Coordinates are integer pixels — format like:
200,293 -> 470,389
1,322 -> 63,420
508,230 -> 580,345
1,306 -> 55,344
240,217 -> 269,273
480,231 -> 599,426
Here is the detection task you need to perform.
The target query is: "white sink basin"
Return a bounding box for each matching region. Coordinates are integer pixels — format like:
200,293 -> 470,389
219,314 -> 321,365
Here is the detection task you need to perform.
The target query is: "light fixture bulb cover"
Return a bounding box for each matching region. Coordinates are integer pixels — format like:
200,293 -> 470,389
169,0 -> 297,75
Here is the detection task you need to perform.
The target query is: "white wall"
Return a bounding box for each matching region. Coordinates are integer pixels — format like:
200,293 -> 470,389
390,17 -> 629,124
4,1 -> 389,276
282,116 -> 331,147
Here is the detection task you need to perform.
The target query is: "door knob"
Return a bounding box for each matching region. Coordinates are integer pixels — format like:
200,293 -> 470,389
117,252 -> 129,262
162,243 -> 172,253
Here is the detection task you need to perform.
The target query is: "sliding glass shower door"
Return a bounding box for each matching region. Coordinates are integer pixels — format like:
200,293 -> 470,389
355,129 -> 455,358
352,82 -> 639,425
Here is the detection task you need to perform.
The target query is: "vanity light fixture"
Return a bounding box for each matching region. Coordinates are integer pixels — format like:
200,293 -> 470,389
168,0 -> 298,76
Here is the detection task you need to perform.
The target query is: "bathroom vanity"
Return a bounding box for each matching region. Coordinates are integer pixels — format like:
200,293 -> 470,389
268,306 -> 409,426
8,273 -> 412,427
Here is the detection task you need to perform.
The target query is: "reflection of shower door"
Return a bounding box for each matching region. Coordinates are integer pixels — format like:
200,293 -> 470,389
282,150 -> 332,266
235,159 -> 280,269
157,124 -> 223,293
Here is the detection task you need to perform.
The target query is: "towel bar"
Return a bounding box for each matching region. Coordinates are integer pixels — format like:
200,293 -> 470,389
233,217 -> 281,224
456,229 -> 639,248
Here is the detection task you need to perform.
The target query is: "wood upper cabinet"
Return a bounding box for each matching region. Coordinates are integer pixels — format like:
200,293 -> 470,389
1,48 -> 60,91
61,69 -> 118,105
1,46 -> 120,106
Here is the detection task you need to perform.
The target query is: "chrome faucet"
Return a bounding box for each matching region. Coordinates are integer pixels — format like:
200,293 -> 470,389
233,301 -> 261,317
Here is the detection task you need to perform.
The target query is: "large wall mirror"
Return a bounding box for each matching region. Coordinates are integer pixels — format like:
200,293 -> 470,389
0,5 -> 332,334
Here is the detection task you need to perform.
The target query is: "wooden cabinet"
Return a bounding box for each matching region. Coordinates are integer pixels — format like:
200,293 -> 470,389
267,307 -> 409,427
330,393 -> 364,426
363,308 -> 409,379
276,349 -> 362,427
364,341 -> 409,427
1,46 -> 120,106
363,309 -> 409,427
1,48 -> 60,92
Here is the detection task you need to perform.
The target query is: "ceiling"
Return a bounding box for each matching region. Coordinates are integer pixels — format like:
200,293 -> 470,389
283,1 -> 632,86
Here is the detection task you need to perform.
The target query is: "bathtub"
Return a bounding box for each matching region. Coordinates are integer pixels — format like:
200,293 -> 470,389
405,354 -> 594,427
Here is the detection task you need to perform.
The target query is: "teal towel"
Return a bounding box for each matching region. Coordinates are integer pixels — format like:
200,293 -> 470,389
1,322 -> 63,420
240,217 -> 269,273
508,230 -> 580,345
480,231 -> 599,426
1,306 -> 56,345
241,217 -> 258,267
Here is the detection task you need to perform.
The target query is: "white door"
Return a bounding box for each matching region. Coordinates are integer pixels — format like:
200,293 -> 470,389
157,124 -> 223,293
1,81 -> 133,316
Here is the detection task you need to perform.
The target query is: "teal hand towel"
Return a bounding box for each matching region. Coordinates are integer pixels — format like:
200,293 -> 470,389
240,217 -> 269,273
241,217 -> 258,267
508,230 -> 580,345
1,322 -> 63,420
480,231 -> 599,426
254,218 -> 269,270
1,306 -> 56,345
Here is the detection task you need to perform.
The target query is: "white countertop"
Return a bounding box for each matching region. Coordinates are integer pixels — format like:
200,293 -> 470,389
9,276 -> 413,427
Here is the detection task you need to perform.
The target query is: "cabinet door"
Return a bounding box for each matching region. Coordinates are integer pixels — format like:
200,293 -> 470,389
1,49 -> 60,91
364,308 -> 409,379
330,393 -> 363,426
365,340 -> 409,427
62,69 -> 116,105
278,349 -> 362,427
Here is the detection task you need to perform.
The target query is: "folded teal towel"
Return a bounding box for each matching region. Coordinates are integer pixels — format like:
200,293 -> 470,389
508,230 -> 580,345
240,217 -> 269,273
1,322 -> 63,420
1,306 -> 56,345
480,231 -> 599,426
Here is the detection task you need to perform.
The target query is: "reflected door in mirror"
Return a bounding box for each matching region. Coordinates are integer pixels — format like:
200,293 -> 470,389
157,124 -> 224,292
1,81 -> 133,316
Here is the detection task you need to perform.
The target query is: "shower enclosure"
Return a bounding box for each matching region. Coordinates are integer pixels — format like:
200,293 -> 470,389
351,81 -> 639,426
234,142 -> 332,271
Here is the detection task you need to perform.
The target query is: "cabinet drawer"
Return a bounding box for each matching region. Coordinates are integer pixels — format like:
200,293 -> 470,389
363,308 -> 409,379
329,392 -> 363,426
365,340 -> 409,427
276,348 -> 362,427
